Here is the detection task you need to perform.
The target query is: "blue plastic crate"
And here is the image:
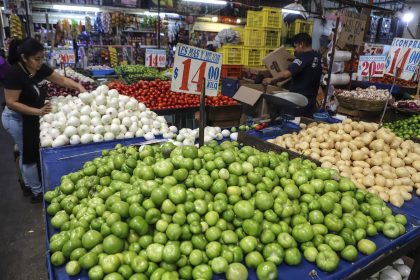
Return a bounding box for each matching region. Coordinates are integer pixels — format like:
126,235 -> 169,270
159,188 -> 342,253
91,69 -> 115,76
221,78 -> 240,98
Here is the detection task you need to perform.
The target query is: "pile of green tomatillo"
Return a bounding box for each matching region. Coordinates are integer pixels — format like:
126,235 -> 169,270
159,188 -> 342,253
45,141 -> 408,280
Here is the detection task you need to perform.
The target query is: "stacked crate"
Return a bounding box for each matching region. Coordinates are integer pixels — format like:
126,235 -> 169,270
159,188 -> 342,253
243,7 -> 282,67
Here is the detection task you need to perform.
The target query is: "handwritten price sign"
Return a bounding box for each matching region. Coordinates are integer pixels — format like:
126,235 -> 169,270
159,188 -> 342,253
357,55 -> 386,80
171,44 -> 222,96
145,49 -> 166,68
385,38 -> 420,81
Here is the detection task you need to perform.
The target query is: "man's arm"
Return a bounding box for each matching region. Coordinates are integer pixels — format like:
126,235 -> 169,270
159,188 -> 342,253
262,70 -> 292,85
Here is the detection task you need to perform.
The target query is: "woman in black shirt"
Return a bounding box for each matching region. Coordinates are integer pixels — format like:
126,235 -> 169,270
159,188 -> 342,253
1,38 -> 86,202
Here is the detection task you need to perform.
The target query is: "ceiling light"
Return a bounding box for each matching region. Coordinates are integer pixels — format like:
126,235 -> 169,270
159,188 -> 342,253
402,12 -> 414,23
183,0 -> 227,5
236,19 -> 241,24
282,8 -> 301,15
211,16 -> 218,22
52,4 -> 100,12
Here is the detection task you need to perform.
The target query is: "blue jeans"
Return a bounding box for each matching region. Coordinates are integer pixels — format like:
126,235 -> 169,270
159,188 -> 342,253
1,107 -> 42,195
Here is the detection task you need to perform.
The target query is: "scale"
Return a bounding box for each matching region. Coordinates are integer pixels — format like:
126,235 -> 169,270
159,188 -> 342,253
256,92 -> 309,138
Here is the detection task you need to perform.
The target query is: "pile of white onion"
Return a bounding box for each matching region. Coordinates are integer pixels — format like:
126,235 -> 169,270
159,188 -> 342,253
55,68 -> 95,83
169,126 -> 238,146
39,85 -> 177,148
368,258 -> 411,280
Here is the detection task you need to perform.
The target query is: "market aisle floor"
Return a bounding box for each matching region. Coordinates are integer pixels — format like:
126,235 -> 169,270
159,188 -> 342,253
0,97 -> 47,278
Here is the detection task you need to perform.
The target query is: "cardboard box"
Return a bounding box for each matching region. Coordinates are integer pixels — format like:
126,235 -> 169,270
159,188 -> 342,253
263,46 -> 294,79
233,84 -> 284,118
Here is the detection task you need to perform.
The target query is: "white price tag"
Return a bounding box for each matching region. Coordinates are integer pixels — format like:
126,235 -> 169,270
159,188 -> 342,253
145,49 -> 166,68
171,44 -> 222,96
357,55 -> 386,80
363,43 -> 385,55
385,38 -> 420,81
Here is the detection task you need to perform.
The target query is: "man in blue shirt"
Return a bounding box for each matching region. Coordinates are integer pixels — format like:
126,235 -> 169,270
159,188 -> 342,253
263,33 -> 322,117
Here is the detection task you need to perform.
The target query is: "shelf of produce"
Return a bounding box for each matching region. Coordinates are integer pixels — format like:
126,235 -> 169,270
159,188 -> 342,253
350,80 -> 417,95
42,133 -> 420,280
152,106 -> 200,116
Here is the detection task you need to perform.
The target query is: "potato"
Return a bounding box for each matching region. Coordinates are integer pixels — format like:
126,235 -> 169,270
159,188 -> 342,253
360,133 -> 374,145
413,160 -> 420,172
349,130 -> 360,138
399,177 -> 413,186
367,188 -> 378,195
320,142 -> 331,150
389,149 -> 397,158
406,166 -> 417,175
371,166 -> 382,174
362,175 -> 375,187
352,151 -> 366,161
320,156 -> 336,163
412,173 -> 420,184
303,150 -> 312,156
363,168 -> 373,176
321,161 -> 333,169
378,192 -> 389,202
375,175 -> 386,186
343,118 -> 352,125
340,147 -> 352,161
385,179 -> 394,188
390,194 -> 404,207
354,173 -> 364,180
310,141 -> 320,149
370,156 -> 383,166
352,166 -> 363,174
353,161 -> 370,168
390,138 -> 403,149
382,170 -> 394,179
401,140 -> 413,151
310,153 -> 320,160
401,191 -> 412,201
390,157 -> 404,168
300,142 -> 310,150
376,128 -> 395,144
353,140 -> 365,149
348,142 -> 358,152
396,167 -> 410,178
402,185 -> 413,192
369,139 -> 385,152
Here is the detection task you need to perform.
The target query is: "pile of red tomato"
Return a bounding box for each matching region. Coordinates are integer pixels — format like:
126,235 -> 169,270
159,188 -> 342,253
108,80 -> 237,111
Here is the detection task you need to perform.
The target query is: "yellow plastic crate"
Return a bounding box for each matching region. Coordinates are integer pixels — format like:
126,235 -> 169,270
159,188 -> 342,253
217,45 -> 243,65
232,27 -> 245,43
244,27 -> 281,48
243,48 -> 264,66
288,20 -> 313,38
263,48 -> 275,58
246,7 -> 282,29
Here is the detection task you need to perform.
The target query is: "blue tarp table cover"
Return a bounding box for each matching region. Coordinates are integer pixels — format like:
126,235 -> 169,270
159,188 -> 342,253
41,137 -> 420,280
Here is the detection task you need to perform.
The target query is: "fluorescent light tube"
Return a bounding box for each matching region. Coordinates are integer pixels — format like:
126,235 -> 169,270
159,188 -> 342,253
52,5 -> 100,12
183,0 -> 227,5
282,8 -> 301,15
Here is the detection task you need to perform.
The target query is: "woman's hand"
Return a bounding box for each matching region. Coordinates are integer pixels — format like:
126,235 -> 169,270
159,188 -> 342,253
39,103 -> 52,116
77,84 -> 87,93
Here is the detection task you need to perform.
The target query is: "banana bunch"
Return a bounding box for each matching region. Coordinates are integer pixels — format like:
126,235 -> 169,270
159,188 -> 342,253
10,14 -> 23,39
108,46 -> 118,67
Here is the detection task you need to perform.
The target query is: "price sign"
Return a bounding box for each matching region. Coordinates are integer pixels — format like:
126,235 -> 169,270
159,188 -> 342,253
363,43 -> 385,55
385,38 -> 420,81
171,44 -> 222,96
337,11 -> 367,48
145,49 -> 166,68
357,55 -> 386,80
51,48 -> 76,64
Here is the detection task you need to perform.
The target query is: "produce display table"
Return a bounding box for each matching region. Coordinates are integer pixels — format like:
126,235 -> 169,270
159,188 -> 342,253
41,134 -> 420,280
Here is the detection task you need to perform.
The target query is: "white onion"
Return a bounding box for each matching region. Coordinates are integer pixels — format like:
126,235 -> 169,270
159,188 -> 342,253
91,117 -> 102,126
107,98 -> 119,108
106,108 -> 118,118
93,125 -> 105,135
112,118 -> 121,125
108,89 -> 119,98
78,124 -> 91,135
169,126 -> 178,133
63,126 -> 77,138
119,125 -> 127,135
230,132 -> 238,141
125,132 -> 134,139
135,129 -> 144,137
122,117 -> 132,127
80,134 -> 93,144
97,105 -> 107,115
117,111 -> 127,120
144,132 -> 155,140
66,116 -> 80,127
48,128 -> 60,139
215,133 -> 223,140
104,132 -> 115,141
152,128 -> 160,135
101,115 -> 112,125
221,129 -> 230,138
80,105 -> 92,115
138,103 -> 146,111
69,135 -> 81,145
92,134 -> 104,142
110,124 -> 120,134
79,115 -> 91,125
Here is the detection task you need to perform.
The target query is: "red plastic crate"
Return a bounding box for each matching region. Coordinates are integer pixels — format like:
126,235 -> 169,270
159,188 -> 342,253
221,65 -> 243,78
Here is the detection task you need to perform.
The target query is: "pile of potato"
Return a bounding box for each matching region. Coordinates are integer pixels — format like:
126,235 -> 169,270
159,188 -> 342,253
268,119 -> 420,207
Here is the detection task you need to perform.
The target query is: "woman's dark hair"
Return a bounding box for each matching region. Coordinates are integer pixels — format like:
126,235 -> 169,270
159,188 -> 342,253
293,33 -> 312,47
7,38 -> 44,65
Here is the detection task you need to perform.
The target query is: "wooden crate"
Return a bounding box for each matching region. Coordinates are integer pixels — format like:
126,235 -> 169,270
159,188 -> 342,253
207,104 -> 243,122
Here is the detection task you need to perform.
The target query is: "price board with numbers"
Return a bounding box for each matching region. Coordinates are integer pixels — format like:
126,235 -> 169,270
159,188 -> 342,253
385,38 -> 420,81
145,49 -> 166,68
171,44 -> 222,97
51,48 -> 76,65
357,55 -> 386,80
